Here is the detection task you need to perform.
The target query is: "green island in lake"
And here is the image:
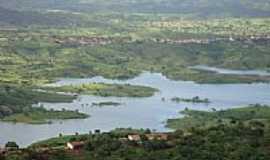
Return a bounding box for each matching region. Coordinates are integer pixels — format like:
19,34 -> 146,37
91,101 -> 122,107
0,81 -> 157,124
44,83 -> 158,97
171,96 -> 210,104
2,108 -> 89,124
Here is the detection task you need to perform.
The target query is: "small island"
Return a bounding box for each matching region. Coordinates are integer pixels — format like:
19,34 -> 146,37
171,96 -> 210,104
44,83 -> 158,97
91,101 -> 122,107
2,107 -> 89,124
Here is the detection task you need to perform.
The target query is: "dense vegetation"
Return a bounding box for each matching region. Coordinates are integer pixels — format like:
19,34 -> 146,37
0,85 -> 74,117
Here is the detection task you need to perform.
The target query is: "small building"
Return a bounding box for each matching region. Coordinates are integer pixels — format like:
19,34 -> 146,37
67,141 -> 85,150
146,133 -> 168,141
128,135 -> 141,141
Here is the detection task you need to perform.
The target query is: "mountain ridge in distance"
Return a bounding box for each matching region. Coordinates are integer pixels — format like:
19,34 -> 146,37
0,0 -> 269,18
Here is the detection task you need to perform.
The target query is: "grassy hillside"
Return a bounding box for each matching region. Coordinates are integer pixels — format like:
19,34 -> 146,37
1,28 -> 269,84
0,6 -> 110,27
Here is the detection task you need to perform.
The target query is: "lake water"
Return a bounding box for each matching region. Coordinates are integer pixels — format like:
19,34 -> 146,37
190,65 -> 270,76
1,72 -> 270,147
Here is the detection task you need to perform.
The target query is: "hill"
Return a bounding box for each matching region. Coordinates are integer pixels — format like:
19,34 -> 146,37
0,6 -> 111,27
0,0 -> 270,18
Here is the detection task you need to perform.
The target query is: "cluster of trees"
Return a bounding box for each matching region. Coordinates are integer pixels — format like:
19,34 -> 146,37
0,85 -> 75,119
171,96 -> 210,104
0,86 -> 32,118
5,142 -> 19,150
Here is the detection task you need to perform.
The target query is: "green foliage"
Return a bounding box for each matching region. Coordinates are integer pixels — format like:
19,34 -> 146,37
2,107 -> 89,124
0,85 -> 74,113
0,85 -> 88,123
45,83 -> 158,97
167,104 -> 270,130
171,96 -> 210,104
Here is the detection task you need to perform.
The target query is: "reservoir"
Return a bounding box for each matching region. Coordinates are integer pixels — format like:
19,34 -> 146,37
1,72 -> 270,147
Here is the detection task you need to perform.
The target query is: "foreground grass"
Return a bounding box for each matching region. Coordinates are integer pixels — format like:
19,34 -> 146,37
44,83 -> 158,97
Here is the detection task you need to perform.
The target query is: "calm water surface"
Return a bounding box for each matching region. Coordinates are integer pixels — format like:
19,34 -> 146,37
1,72 -> 270,147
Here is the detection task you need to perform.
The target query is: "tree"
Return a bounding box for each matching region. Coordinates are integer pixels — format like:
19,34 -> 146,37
5,141 -> 19,150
